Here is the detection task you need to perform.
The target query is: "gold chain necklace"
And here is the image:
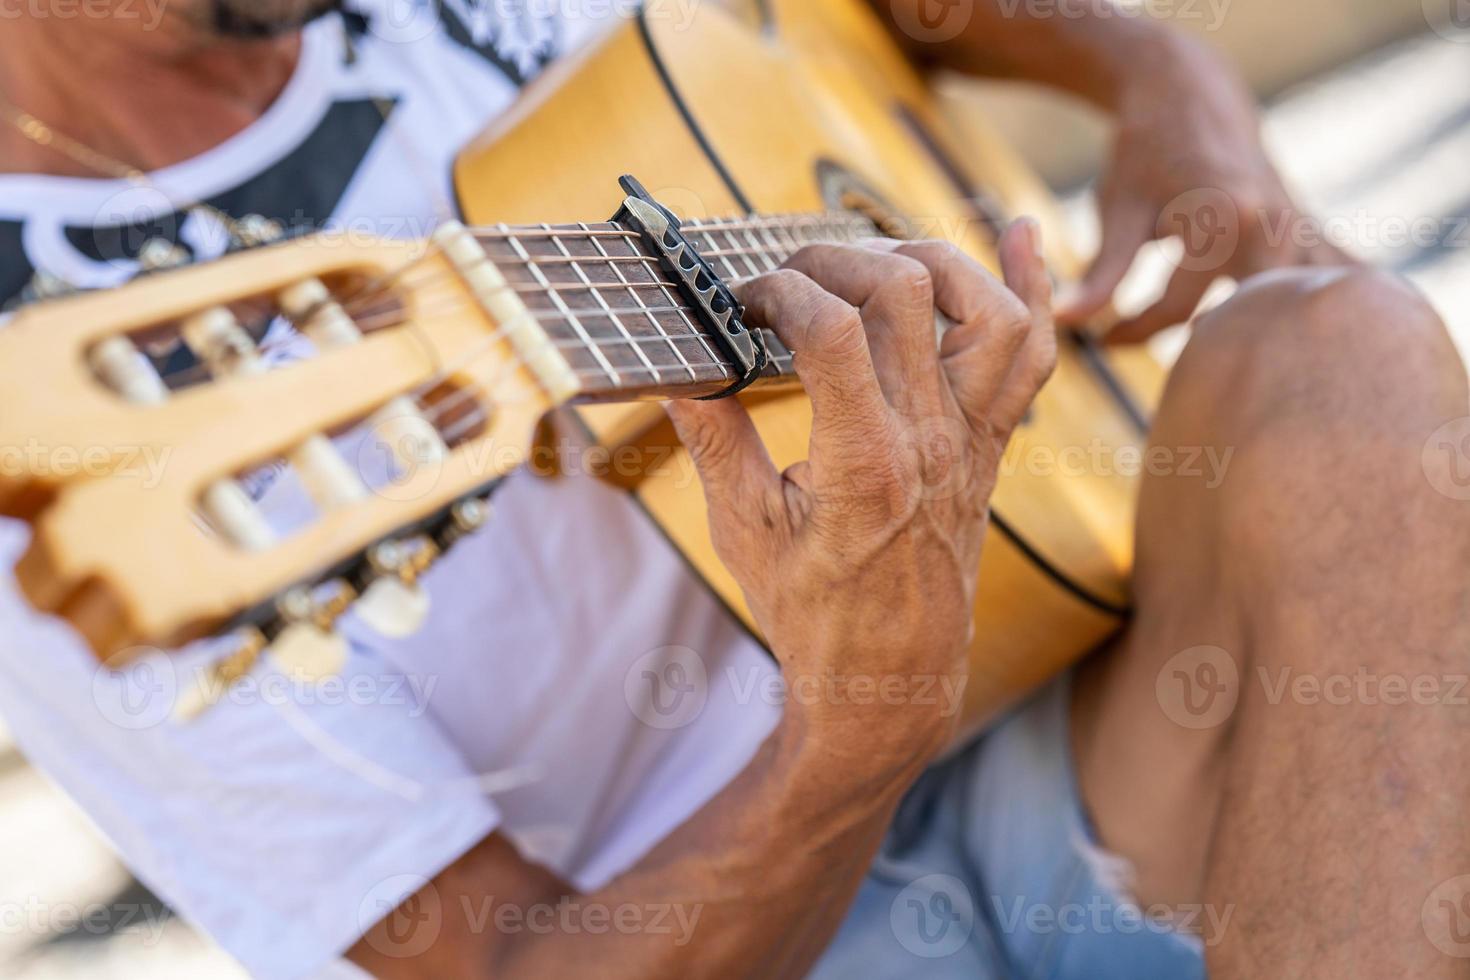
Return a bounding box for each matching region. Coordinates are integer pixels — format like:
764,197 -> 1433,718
0,93 -> 151,183
0,91 -> 285,265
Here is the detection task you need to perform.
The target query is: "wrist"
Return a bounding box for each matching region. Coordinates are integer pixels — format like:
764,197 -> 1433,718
774,671 -> 957,791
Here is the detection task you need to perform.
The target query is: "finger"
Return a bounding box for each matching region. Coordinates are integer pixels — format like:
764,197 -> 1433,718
880,237 -> 1034,424
780,244 -> 943,415
1056,200 -> 1155,326
665,397 -> 780,510
735,270 -> 895,473
991,218 -> 1058,433
1105,266 -> 1217,345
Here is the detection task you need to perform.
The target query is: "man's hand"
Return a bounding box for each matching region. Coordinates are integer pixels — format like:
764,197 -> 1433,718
1055,33 -> 1353,343
878,1 -> 1356,345
667,220 -> 1055,771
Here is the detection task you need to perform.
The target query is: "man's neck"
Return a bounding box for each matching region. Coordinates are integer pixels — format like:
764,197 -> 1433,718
0,13 -> 310,179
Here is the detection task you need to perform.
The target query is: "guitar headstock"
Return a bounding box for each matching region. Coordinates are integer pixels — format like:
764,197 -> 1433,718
0,223 -> 569,670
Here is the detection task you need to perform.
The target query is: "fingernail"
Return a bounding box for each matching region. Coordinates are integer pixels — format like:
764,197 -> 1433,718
1023,218 -> 1044,261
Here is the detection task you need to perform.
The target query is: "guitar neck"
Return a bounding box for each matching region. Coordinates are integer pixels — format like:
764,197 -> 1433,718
464,210 -> 877,403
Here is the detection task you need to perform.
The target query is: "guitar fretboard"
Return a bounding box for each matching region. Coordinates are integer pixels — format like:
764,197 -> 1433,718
470,211 -> 878,400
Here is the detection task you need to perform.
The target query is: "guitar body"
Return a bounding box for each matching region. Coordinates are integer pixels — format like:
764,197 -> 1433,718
455,0 -> 1164,728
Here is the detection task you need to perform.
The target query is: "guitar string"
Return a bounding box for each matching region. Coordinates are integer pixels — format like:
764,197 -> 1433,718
269,223 -> 836,436
329,214 -> 863,318
161,215 -> 865,463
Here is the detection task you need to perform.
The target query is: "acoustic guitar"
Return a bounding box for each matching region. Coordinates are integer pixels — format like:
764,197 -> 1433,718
0,0 -> 1163,732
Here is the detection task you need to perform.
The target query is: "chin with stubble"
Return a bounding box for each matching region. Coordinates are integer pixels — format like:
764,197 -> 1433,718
184,0 -> 347,38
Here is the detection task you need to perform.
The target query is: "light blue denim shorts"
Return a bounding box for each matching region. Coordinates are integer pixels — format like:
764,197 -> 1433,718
810,674 -> 1208,979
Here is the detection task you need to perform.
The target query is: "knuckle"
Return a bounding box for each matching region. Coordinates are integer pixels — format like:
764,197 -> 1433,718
808,300 -> 867,358
877,254 -> 935,311
994,299 -> 1033,347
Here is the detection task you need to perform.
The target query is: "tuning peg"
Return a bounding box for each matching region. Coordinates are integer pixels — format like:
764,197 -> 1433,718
172,628 -> 267,723
16,270 -> 80,307
267,585 -> 352,681
137,238 -> 190,274
356,578 -> 431,639
230,214 -> 285,250
354,538 -> 439,638
356,498 -> 492,638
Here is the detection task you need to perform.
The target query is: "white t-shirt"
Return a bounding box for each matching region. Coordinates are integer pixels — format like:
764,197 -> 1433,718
0,6 -> 781,978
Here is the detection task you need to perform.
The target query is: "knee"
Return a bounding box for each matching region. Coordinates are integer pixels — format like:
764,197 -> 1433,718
1167,266 -> 1462,432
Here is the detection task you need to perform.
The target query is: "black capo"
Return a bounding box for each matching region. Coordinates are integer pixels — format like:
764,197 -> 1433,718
611,175 -> 767,399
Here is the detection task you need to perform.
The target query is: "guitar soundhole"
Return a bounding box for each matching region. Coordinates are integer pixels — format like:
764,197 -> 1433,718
814,160 -> 910,241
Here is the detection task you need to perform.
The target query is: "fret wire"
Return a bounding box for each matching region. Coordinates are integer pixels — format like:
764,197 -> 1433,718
546,222 -> 665,386
578,221 -> 702,383
502,225 -> 623,385
776,220 -> 803,257
465,226 -> 641,242
699,222 -> 748,285
347,298 -> 715,335
615,234 -> 734,383
712,221 -> 765,279
756,222 -> 788,269
506,254 -> 666,267
736,223 -> 781,273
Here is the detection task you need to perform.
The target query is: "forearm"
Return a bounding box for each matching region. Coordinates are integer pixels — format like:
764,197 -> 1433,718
494,712 -> 929,977
878,0 -> 1206,112
354,709 -> 937,979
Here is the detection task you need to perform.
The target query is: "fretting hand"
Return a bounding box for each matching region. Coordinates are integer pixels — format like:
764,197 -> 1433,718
667,221 -> 1055,771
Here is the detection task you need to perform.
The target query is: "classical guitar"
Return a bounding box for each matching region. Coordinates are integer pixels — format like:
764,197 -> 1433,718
0,0 -> 1163,731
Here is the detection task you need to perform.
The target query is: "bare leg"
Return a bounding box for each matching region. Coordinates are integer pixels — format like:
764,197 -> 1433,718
1072,266 -> 1470,977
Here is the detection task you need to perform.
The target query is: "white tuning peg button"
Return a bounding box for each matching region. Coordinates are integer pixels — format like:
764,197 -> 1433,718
269,622 -> 350,682
355,578 -> 432,639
